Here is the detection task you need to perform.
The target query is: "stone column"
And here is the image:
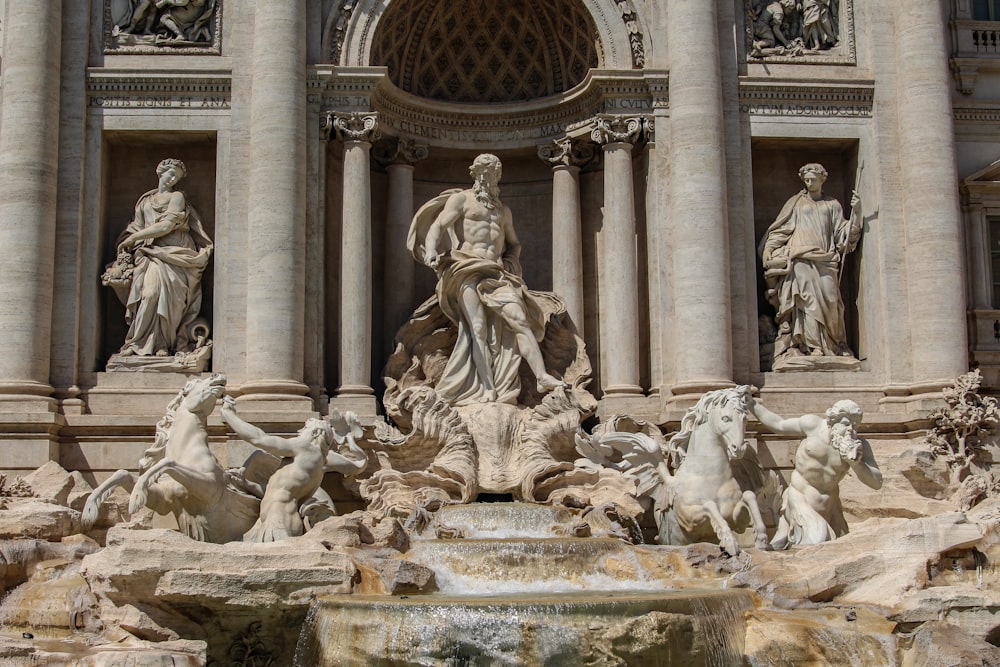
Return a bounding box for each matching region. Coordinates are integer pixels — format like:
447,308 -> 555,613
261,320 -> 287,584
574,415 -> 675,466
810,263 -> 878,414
537,137 -> 595,335
591,116 -> 644,399
0,0 -> 62,407
0,0 -> 62,463
892,1 -> 968,388
378,138 -> 428,356
332,112 -> 380,415
666,0 -> 733,399
242,0 -> 310,407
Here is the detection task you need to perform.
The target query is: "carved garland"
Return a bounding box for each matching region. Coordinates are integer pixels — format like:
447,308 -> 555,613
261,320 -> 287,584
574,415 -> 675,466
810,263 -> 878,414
613,0 -> 646,68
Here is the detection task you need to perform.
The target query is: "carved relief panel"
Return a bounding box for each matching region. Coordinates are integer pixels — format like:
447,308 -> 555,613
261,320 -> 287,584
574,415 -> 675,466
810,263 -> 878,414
745,0 -> 856,65
104,0 -> 222,54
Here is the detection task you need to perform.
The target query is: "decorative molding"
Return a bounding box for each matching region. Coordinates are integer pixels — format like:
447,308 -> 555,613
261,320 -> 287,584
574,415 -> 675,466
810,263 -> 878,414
86,71 -> 231,109
745,0 -> 856,66
537,136 -> 599,169
953,105 -> 1000,125
612,0 -> 646,68
326,68 -> 654,151
328,111 -> 381,143
103,0 -> 222,55
372,137 -> 429,168
589,114 -> 644,145
328,0 -> 358,65
738,81 -> 873,117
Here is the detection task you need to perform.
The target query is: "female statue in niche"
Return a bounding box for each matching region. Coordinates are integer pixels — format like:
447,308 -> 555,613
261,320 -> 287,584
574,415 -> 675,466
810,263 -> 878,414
103,158 -> 213,368
759,162 -> 861,372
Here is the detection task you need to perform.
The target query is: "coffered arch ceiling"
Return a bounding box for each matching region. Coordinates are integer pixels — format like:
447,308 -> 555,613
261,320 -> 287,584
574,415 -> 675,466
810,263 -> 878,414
327,0 -> 646,82
369,0 -> 601,103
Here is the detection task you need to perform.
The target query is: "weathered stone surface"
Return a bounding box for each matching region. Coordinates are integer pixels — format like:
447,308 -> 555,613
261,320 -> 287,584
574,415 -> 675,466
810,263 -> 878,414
744,607 -> 896,666
902,620 -> 1000,667
733,513 -> 983,609
0,564 -> 99,634
894,586 -> 1000,644
21,461 -> 93,511
0,499 -> 81,542
0,635 -> 206,667
82,527 -> 359,611
360,557 -> 437,594
842,443 -> 958,522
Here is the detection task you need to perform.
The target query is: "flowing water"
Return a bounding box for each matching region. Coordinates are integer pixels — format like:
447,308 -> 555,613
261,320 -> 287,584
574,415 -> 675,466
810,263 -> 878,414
294,503 -> 756,666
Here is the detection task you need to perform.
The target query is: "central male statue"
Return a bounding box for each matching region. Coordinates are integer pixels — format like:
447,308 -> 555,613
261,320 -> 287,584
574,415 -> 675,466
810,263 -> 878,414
408,153 -> 564,405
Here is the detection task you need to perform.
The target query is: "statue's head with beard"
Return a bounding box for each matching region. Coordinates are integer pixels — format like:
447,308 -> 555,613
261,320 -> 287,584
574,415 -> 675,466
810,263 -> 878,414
470,153 -> 502,210
825,399 -> 864,461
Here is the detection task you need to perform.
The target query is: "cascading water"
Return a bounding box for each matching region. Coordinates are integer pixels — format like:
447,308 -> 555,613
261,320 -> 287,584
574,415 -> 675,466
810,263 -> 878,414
294,503 -> 756,666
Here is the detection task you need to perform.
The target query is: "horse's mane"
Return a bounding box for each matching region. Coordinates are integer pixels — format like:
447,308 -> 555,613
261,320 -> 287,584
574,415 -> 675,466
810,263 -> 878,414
139,378 -> 198,472
667,386 -> 751,465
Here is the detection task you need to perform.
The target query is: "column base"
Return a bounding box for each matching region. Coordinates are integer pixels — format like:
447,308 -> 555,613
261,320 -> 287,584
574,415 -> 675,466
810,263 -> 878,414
596,394 -> 658,422
0,381 -> 57,413
236,379 -> 316,417
331,385 -> 378,422
661,381 -> 738,416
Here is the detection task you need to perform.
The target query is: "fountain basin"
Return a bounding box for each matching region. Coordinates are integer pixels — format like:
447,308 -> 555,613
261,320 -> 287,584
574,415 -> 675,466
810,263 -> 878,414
405,537 -> 669,594
295,589 -> 755,666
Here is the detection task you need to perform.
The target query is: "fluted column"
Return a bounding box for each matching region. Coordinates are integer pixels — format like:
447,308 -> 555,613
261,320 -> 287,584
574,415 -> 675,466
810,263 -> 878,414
666,0 -> 733,397
243,0 -> 309,403
892,1 -> 968,387
333,112 -> 380,414
537,137 -> 595,335
0,0 -> 62,406
378,138 -> 428,356
592,116 -> 644,398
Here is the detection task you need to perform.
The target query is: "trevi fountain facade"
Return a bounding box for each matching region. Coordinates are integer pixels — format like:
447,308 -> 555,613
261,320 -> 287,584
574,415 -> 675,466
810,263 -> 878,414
1,0 -> 1000,665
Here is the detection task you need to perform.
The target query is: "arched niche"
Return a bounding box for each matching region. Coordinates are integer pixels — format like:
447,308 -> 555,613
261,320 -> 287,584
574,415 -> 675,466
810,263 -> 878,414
323,0 -> 650,72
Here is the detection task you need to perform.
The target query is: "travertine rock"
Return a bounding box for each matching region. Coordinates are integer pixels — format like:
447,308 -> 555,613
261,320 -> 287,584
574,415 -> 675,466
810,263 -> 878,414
361,557 -> 437,594
733,513 -> 983,609
0,635 -> 207,667
82,528 -> 359,611
21,461 -> 92,510
902,621 -> 1000,667
0,500 -> 80,542
744,607 -> 896,667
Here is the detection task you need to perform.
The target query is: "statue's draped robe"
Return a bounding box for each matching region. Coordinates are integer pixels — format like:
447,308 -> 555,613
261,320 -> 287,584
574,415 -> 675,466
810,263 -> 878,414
118,189 -> 213,356
408,191 -> 546,406
760,191 -> 858,359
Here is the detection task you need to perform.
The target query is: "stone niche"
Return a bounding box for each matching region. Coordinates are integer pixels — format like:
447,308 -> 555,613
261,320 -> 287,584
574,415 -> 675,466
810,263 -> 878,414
99,133 -> 217,369
323,140 -> 649,399
751,137 -> 861,372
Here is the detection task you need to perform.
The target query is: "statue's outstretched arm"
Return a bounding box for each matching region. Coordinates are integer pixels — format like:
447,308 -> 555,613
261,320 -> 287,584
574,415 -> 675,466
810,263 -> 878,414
221,398 -> 304,457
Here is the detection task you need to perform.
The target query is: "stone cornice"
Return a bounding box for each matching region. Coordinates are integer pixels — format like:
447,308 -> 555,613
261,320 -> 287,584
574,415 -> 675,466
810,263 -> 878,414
953,104 -> 1000,125
738,80 -> 873,118
86,69 -> 231,109
310,67 -> 654,150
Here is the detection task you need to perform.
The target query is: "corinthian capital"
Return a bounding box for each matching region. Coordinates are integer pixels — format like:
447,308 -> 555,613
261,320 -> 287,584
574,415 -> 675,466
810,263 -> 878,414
537,136 -> 598,169
373,137 -> 429,168
589,114 -> 644,146
327,111 -> 381,143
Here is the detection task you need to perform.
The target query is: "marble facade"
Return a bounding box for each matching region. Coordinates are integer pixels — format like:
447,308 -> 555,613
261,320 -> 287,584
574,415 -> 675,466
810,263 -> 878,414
0,0 -> 988,490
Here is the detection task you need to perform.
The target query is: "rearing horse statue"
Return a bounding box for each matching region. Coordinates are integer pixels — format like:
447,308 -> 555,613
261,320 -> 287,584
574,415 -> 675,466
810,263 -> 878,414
575,386 -> 775,556
659,385 -> 771,556
82,374 -> 259,543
